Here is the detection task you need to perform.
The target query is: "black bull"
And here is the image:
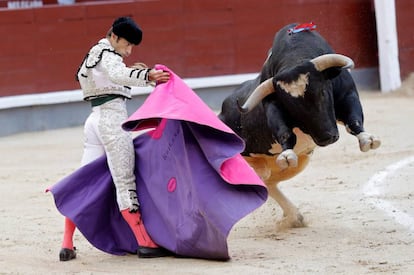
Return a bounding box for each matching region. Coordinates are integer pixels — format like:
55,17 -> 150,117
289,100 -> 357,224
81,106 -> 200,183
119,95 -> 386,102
218,23 -> 381,228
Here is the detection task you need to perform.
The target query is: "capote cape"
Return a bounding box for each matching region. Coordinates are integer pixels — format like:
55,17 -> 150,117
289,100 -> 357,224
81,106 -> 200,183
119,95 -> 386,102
49,65 -> 267,260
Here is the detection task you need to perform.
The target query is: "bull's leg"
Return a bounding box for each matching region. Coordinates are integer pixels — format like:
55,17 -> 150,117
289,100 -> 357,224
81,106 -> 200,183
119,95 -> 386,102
245,153 -> 310,229
266,153 -> 311,229
267,181 -> 305,229
333,76 -> 381,152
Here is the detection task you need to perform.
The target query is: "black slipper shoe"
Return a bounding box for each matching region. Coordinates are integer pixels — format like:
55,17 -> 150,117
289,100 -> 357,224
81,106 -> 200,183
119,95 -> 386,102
138,246 -> 173,258
59,247 -> 76,261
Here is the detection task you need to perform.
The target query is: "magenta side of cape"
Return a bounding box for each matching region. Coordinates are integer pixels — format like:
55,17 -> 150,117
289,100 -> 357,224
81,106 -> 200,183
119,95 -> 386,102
123,65 -> 265,187
123,64 -> 234,134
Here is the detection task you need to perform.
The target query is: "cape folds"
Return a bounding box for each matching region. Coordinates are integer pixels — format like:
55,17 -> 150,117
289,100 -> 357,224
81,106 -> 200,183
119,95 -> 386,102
49,65 -> 267,260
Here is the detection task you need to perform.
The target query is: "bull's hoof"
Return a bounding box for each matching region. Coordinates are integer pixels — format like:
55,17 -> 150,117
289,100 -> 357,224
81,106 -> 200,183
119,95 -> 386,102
276,149 -> 298,169
357,132 -> 381,152
276,212 -> 305,230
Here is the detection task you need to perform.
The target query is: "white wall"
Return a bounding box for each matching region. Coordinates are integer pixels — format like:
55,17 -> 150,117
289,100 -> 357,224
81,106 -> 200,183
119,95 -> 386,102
374,0 -> 401,92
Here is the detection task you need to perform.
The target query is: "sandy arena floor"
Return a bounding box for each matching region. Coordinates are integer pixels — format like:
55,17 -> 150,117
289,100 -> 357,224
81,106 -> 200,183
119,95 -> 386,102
1,77 -> 414,274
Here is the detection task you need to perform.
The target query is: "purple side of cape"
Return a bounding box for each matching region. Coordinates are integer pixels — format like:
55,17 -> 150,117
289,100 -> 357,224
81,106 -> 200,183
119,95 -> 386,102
49,65 -> 267,260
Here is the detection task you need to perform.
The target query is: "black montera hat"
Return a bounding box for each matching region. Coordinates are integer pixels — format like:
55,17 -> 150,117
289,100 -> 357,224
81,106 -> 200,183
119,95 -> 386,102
112,16 -> 142,45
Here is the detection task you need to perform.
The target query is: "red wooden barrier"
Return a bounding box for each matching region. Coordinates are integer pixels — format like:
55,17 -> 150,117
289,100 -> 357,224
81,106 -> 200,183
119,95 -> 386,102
0,0 -> 391,96
396,0 -> 414,82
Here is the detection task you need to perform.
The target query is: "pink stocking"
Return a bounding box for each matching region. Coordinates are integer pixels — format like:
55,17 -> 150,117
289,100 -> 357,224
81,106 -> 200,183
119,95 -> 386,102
121,209 -> 158,248
61,217 -> 76,249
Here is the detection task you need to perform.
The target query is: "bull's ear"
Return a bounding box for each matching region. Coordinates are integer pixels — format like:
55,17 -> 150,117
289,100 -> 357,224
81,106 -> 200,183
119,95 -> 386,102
322,67 -> 342,79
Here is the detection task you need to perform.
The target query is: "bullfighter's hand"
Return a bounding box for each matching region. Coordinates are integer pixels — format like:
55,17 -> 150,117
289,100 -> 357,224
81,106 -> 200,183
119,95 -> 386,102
149,69 -> 170,83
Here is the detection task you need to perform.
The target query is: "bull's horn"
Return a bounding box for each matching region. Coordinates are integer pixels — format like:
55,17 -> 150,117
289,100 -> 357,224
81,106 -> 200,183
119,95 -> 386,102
310,54 -> 354,72
238,78 -> 274,113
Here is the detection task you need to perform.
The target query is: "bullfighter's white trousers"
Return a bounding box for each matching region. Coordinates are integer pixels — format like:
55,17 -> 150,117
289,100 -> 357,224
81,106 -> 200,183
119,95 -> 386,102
81,97 -> 136,211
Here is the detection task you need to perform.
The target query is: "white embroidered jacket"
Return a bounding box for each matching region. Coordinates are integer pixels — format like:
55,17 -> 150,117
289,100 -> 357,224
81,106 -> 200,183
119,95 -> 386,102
77,38 -> 150,100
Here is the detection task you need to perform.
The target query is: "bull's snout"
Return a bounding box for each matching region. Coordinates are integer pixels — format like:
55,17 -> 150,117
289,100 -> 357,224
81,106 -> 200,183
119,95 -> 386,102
314,132 -> 339,147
